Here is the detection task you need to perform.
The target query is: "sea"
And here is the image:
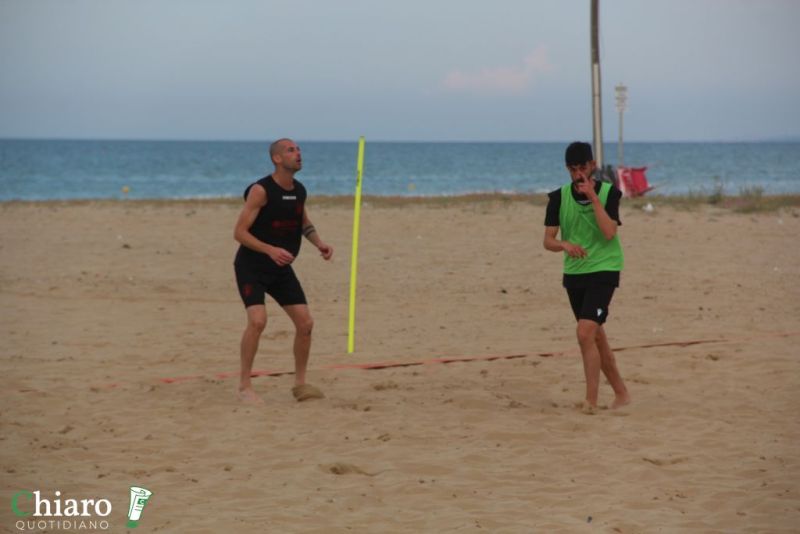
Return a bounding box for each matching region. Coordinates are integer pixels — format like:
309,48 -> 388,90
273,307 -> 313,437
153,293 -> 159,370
1,139 -> 798,201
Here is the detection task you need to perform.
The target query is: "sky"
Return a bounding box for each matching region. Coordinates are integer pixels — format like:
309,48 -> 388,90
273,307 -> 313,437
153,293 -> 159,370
1,0 -> 799,142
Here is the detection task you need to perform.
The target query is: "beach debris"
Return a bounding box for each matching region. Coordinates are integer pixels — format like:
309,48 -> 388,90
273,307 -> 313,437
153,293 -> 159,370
642,202 -> 654,213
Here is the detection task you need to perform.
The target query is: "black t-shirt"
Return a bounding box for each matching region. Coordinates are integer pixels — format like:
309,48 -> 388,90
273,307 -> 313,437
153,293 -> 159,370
234,175 -> 307,272
544,181 -> 622,288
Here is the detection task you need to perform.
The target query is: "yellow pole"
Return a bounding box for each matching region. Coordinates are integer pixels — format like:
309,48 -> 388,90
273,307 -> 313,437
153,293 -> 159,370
347,137 -> 366,353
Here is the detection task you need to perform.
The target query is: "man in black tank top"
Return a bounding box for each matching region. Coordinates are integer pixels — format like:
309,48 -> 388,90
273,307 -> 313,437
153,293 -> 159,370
233,138 -> 333,404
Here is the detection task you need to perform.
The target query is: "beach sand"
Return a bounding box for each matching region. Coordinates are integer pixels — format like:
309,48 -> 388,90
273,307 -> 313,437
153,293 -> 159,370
1,196 -> 799,533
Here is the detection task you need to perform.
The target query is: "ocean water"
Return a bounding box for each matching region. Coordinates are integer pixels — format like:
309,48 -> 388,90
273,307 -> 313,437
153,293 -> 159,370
0,139 -> 798,201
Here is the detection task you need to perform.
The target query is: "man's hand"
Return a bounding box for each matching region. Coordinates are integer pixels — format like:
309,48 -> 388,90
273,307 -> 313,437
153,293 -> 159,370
562,241 -> 587,258
575,175 -> 597,199
317,242 -> 334,261
267,246 -> 295,266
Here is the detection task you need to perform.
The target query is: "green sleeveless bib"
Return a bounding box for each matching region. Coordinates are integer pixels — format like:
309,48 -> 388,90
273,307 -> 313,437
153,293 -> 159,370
559,182 -> 624,274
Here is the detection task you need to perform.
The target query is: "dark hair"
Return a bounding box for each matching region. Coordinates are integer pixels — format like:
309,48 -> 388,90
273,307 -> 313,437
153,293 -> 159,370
565,142 -> 593,166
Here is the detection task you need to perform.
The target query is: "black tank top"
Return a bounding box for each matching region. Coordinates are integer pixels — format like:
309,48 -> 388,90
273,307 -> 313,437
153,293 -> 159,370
235,175 -> 307,270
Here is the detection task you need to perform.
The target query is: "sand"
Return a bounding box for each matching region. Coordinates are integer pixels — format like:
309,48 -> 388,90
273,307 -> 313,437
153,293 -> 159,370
1,196 -> 799,533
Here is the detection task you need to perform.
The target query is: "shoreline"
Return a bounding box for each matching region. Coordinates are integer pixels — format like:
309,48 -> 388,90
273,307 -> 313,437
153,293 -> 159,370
3,191 -> 800,211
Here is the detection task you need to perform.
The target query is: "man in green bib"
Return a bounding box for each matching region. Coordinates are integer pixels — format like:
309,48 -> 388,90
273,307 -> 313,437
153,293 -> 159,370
544,142 -> 631,411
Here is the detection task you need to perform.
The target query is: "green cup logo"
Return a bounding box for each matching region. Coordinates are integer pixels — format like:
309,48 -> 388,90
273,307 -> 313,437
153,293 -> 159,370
126,487 -> 152,528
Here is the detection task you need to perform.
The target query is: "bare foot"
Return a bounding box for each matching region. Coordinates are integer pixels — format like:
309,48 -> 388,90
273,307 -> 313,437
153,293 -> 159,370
579,400 -> 597,415
292,384 -> 325,402
611,393 -> 631,409
238,388 -> 264,405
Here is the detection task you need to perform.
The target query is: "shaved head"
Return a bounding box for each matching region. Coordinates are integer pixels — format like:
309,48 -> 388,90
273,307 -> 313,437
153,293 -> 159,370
267,138 -> 303,174
269,138 -> 293,164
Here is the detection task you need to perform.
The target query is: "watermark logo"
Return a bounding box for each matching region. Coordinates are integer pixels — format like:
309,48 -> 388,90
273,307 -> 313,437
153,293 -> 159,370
10,485 -> 153,531
126,487 -> 153,528
11,490 -> 112,531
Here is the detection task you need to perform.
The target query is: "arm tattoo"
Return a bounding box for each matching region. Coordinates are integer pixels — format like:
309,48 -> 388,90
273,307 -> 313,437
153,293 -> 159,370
302,224 -> 317,238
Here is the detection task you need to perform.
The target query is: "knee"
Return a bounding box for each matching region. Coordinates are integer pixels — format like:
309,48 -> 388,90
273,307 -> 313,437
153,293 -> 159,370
576,322 -> 597,346
296,316 -> 314,337
248,316 -> 267,333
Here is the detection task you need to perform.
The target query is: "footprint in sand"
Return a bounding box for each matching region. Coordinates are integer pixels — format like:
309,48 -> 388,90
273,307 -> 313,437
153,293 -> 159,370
333,402 -> 372,412
643,456 -> 689,466
321,462 -> 379,477
372,381 -> 400,391
267,330 -> 290,340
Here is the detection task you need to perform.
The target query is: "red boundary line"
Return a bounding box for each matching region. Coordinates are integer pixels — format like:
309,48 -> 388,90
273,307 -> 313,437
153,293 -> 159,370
102,331 -> 800,389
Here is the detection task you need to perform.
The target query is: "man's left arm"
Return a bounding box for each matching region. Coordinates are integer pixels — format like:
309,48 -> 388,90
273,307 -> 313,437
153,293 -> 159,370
302,207 -> 334,260
577,177 -> 618,240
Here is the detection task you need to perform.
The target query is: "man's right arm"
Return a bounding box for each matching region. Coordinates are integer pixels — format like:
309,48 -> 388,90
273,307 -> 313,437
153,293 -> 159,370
543,191 -> 587,258
543,226 -> 587,258
233,185 -> 294,266
543,226 -> 562,252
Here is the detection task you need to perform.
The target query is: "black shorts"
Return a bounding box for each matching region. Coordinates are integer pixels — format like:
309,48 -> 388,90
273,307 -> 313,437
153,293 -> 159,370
566,285 -> 615,324
234,263 -> 307,308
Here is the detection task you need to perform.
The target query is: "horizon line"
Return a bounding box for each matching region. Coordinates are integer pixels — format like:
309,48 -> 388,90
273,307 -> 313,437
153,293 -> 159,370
2,136 -> 799,144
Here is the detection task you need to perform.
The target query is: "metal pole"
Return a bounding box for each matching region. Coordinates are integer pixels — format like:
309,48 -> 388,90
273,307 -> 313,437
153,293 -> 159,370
591,0 -> 604,170
618,109 -> 624,167
615,83 -> 627,168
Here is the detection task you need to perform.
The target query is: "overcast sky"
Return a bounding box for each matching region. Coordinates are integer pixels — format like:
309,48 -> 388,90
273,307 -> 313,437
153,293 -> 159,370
1,0 -> 798,142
